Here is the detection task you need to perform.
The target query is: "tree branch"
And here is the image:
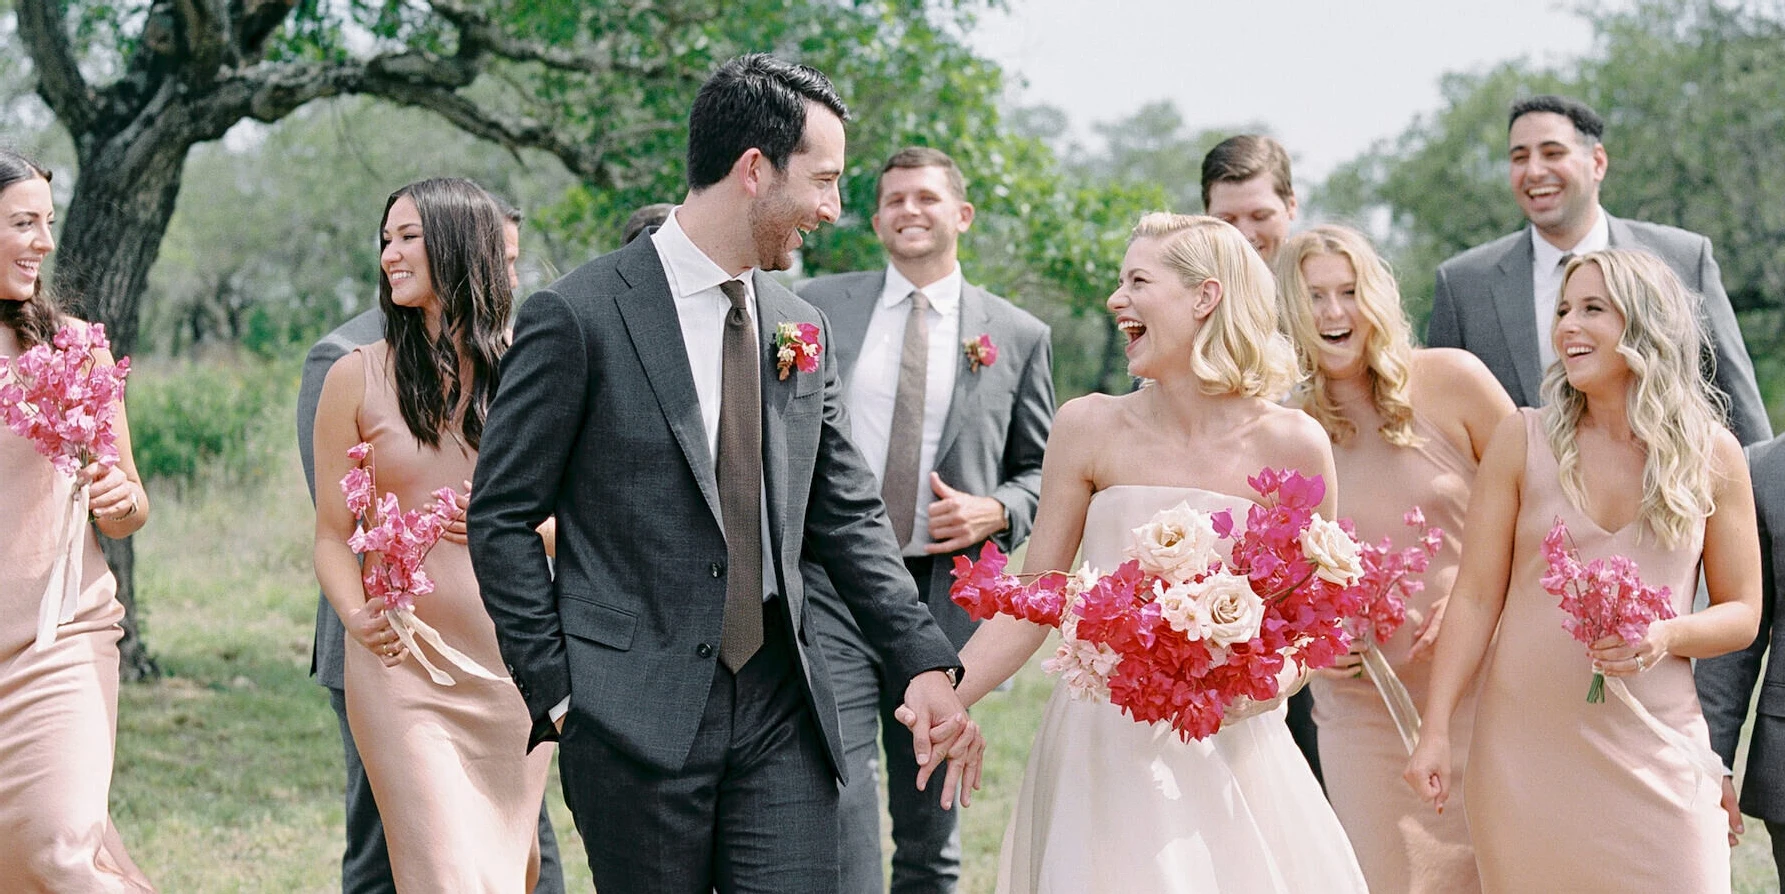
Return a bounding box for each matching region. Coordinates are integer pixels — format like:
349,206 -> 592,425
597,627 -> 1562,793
358,78 -> 612,186
15,0 -> 98,135
231,0 -> 301,63
427,0 -> 637,77
171,0 -> 230,85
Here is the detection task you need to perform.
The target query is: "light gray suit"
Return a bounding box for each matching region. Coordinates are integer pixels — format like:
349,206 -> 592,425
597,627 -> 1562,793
296,308 -> 561,894
1697,435 -> 1785,874
798,270 -> 1053,894
1427,215 -> 1771,445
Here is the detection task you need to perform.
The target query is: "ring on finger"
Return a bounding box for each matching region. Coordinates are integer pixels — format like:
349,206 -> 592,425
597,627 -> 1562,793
1635,654 -> 1647,671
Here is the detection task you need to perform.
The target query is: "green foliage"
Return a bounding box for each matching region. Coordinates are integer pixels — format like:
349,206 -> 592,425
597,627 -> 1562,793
126,357 -> 296,487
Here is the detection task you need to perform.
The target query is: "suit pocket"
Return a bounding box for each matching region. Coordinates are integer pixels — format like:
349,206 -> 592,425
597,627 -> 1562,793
560,593 -> 637,651
1758,680 -> 1785,718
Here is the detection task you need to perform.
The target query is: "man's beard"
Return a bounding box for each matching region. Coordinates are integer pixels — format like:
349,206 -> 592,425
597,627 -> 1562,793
749,179 -> 803,272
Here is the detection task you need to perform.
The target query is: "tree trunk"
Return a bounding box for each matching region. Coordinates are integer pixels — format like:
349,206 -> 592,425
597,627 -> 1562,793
52,116 -> 198,683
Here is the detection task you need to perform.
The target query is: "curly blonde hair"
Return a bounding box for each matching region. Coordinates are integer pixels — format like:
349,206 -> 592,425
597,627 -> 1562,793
1129,213 -> 1299,399
1274,226 -> 1420,446
1539,250 -> 1727,547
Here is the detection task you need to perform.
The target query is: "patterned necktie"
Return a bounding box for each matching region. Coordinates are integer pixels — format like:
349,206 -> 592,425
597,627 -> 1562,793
882,289 -> 930,547
717,280 -> 763,672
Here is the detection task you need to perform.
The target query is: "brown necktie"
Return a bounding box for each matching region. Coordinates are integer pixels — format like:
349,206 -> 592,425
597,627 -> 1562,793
882,289 -> 930,547
717,280 -> 763,673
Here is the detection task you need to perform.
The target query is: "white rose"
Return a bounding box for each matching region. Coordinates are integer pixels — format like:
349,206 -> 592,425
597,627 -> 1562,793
1201,571 -> 1265,647
1155,579 -> 1212,641
1301,514 -> 1363,586
1128,502 -> 1222,583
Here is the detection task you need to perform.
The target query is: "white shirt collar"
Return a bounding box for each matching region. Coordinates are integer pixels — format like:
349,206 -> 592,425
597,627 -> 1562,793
1530,206 -> 1611,269
879,264 -> 963,315
653,207 -> 755,303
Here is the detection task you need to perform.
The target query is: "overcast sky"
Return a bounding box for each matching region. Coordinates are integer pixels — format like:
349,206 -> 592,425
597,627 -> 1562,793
967,0 -> 1615,182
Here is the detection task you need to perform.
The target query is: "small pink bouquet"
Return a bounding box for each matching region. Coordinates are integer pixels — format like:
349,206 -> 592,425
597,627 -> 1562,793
1538,518 -> 1675,703
0,322 -> 131,649
1343,507 -> 1444,752
773,321 -> 822,380
952,468 -> 1365,741
340,442 -> 503,685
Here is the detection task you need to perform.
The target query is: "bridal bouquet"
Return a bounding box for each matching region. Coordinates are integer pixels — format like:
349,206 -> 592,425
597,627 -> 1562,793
1344,507 -> 1444,752
952,468 -> 1366,741
0,322 -> 131,649
1537,517 -> 1725,782
341,442 -> 504,686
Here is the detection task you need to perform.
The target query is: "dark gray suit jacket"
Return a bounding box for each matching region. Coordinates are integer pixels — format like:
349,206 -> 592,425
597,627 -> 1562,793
1427,215 -> 1771,445
796,271 -> 1053,647
467,236 -> 961,778
1697,436 -> 1785,822
296,308 -> 386,690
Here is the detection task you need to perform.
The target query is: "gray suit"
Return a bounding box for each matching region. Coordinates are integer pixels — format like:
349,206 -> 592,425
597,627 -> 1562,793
1697,435 -> 1785,873
1427,215 -> 1771,445
798,271 -> 1053,894
468,235 -> 962,893
296,308 -> 562,894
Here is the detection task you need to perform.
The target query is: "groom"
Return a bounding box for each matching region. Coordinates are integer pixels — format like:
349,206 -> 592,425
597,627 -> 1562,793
468,54 -> 981,893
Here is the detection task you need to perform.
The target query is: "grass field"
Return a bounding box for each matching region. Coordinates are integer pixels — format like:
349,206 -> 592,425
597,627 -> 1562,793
111,434 -> 1779,891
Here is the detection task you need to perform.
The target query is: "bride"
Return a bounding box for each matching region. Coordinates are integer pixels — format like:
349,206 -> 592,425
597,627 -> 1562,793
952,214 -> 1368,892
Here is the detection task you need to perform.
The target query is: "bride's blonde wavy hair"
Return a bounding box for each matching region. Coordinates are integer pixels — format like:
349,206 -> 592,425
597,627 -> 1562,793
1540,250 -> 1727,547
1129,213 -> 1299,399
1274,226 -> 1420,447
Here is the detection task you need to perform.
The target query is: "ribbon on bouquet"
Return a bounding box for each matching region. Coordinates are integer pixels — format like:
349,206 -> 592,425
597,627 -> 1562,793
1603,676 -> 1727,788
387,606 -> 509,687
1359,642 -> 1422,755
34,473 -> 88,650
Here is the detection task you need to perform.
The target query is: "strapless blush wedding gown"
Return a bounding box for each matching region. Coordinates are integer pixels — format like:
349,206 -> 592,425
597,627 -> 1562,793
996,485 -> 1367,894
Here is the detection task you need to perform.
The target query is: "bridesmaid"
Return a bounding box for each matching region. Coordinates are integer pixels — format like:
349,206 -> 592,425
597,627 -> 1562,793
1275,226 -> 1512,893
0,149 -> 154,891
1405,249 -> 1761,893
312,177 -> 550,892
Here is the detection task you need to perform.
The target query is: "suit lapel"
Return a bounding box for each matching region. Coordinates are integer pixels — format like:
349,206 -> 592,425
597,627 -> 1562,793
1604,213 -> 1636,250
611,242 -> 724,528
754,271 -> 797,566
829,272 -> 883,379
933,284 -> 989,468
1489,232 -> 1544,405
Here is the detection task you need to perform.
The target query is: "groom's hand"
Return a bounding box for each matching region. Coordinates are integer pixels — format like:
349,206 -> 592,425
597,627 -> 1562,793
899,670 -> 985,809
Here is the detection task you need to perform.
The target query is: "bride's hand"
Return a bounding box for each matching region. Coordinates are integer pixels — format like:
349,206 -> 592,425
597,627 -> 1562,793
1221,661 -> 1307,728
1310,644 -> 1365,682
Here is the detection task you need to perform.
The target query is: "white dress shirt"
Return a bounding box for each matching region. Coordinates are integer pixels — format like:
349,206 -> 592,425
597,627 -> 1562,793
847,264 -> 963,556
1531,207 -> 1610,371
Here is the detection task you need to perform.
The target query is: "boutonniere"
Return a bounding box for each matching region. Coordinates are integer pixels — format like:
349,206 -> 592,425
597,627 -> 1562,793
775,322 -> 823,380
963,333 -> 998,372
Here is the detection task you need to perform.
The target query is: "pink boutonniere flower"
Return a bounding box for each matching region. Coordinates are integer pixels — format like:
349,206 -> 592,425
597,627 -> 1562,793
775,322 -> 822,380
964,334 -> 997,372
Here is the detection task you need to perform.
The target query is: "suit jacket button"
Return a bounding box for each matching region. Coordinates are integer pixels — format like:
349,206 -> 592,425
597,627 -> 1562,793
696,642 -> 714,658
710,562 -> 723,578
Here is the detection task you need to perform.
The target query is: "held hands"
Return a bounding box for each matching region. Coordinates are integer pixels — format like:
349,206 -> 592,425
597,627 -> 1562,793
1404,728 -> 1452,814
80,461 -> 139,523
1586,622 -> 1672,678
1720,776 -> 1744,847
439,480 -> 473,545
924,473 -> 1007,554
893,670 -> 986,809
348,596 -> 408,668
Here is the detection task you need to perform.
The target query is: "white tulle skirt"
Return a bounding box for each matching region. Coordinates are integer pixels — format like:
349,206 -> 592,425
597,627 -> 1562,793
997,684 -> 1368,894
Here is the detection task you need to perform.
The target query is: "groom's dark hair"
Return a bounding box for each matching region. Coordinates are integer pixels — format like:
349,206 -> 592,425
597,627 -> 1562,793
686,54 -> 850,192
1508,94 -> 1605,146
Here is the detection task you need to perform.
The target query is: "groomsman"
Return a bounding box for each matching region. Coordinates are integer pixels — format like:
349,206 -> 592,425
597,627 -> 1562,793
1697,435 -> 1785,872
1201,134 -> 1299,264
296,206 -> 564,894
799,147 -> 1054,894
1427,94 -> 1770,445
1200,134 -> 1323,784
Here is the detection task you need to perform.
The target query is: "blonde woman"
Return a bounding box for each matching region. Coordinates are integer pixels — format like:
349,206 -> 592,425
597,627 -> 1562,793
1276,225 -> 1512,893
1405,249 -> 1761,892
951,215 -> 1367,893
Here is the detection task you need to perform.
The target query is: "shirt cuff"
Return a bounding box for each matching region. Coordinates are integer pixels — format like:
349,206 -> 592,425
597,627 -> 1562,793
549,697 -> 570,723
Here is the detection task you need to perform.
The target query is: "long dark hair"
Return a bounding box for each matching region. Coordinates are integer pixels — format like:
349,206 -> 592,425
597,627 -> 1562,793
0,148 -> 64,349
377,178 -> 512,451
